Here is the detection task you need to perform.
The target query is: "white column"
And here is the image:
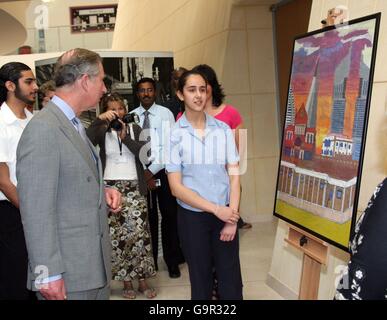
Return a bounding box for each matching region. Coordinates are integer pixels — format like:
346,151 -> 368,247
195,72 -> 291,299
296,174 -> 300,198
289,169 -> 294,195
312,176 -> 316,204
341,188 -> 346,212
349,185 -> 353,207
332,185 -> 336,209
281,166 -> 286,192
322,182 -> 327,207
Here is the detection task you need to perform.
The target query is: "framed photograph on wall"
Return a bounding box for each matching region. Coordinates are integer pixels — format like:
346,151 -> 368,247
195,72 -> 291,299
273,13 -> 381,250
70,4 -> 118,33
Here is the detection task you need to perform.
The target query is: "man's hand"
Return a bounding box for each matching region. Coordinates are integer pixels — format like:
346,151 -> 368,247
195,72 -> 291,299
39,278 -> 66,300
220,223 -> 237,242
105,187 -> 122,213
144,169 -> 157,191
146,179 -> 157,191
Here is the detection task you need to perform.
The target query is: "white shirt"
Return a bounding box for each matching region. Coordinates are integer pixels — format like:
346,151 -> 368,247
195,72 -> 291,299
131,103 -> 175,175
103,131 -> 137,181
0,102 -> 33,201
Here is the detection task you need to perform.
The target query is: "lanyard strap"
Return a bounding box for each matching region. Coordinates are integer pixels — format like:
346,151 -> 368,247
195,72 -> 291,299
116,131 -> 123,156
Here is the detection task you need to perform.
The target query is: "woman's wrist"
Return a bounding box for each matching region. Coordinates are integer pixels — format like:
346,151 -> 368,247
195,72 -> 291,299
213,204 -> 220,216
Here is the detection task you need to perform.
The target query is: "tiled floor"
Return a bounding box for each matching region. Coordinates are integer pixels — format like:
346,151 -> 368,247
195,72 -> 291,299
110,220 -> 283,300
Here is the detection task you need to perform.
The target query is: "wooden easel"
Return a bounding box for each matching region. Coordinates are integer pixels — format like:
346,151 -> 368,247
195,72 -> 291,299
285,224 -> 328,300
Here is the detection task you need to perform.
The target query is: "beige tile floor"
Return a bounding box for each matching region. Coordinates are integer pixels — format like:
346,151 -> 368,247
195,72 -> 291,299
110,220 -> 283,300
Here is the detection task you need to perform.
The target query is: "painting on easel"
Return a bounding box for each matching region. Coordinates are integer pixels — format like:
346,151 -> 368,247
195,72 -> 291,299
274,13 -> 381,250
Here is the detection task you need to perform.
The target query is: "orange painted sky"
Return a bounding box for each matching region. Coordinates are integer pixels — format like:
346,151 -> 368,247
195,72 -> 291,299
293,89 -> 359,154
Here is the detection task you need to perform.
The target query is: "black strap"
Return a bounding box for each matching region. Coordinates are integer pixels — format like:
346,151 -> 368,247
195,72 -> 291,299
116,131 -> 123,156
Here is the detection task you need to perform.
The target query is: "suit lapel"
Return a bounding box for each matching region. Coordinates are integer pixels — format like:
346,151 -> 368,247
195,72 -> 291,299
48,104 -> 99,182
88,139 -> 104,207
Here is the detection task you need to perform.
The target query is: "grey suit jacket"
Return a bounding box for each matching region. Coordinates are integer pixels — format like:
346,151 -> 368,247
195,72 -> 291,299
16,101 -> 111,293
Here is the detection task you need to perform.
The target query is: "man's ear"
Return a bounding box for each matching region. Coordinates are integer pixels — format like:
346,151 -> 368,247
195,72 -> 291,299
79,73 -> 89,91
5,80 -> 16,92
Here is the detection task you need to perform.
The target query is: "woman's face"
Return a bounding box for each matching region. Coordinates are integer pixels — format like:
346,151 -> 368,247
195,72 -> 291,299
106,100 -> 126,118
177,74 -> 207,113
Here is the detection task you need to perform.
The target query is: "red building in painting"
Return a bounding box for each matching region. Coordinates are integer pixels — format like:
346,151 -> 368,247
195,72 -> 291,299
283,103 -> 315,161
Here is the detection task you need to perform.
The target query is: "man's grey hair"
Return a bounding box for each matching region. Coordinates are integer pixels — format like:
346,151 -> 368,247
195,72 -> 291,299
54,48 -> 102,88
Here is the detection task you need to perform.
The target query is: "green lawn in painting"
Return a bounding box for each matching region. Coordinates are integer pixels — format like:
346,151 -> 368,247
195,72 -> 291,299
275,200 -> 351,248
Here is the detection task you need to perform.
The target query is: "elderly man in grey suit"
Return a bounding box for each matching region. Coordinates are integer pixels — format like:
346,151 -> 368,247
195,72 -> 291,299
16,48 -> 121,300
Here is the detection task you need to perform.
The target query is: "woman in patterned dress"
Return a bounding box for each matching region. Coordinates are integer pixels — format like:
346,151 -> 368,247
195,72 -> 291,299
335,178 -> 387,299
87,92 -> 156,299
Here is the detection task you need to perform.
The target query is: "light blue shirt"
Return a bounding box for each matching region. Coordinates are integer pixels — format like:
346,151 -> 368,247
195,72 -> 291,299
131,103 -> 175,175
51,95 -> 77,126
165,113 -> 239,212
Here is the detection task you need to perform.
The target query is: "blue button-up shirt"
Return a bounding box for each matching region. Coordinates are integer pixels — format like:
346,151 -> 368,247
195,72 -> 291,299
131,103 -> 175,175
51,95 -> 77,126
166,113 -> 239,212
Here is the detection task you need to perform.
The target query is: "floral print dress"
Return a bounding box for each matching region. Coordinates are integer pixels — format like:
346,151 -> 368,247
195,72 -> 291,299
106,180 -> 156,281
335,178 -> 387,300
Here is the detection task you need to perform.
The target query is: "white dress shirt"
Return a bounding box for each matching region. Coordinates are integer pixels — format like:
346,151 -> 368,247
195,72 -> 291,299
131,103 -> 175,175
0,102 -> 33,201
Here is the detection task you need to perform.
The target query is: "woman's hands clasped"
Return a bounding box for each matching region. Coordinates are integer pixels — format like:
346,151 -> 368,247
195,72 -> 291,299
213,205 -> 239,225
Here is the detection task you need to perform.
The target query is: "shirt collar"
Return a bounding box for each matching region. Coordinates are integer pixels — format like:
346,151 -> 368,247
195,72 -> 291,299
179,112 -> 217,129
0,102 -> 33,125
51,95 -> 76,121
139,103 -> 156,116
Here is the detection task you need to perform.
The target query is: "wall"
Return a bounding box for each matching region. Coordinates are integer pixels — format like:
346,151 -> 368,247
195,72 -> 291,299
268,0 -> 387,299
0,51 -> 60,72
113,0 -> 279,223
0,0 -> 117,54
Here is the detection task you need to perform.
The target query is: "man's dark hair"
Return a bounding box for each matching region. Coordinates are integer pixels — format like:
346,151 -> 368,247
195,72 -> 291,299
192,64 -> 225,107
0,62 -> 31,105
136,77 -> 156,92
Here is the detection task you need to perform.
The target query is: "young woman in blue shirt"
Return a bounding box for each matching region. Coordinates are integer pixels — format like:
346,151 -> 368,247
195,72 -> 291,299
166,70 -> 243,300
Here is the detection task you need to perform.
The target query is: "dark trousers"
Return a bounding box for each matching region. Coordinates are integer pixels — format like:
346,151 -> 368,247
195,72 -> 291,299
177,205 -> 243,300
147,170 -> 184,269
0,201 -> 32,300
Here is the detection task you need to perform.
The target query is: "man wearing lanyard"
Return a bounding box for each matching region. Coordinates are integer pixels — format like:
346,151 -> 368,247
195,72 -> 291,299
132,77 -> 185,278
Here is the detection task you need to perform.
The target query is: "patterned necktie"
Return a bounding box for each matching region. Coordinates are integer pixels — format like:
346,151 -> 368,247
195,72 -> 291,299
142,111 -> 151,159
71,117 -> 88,145
72,117 -> 97,165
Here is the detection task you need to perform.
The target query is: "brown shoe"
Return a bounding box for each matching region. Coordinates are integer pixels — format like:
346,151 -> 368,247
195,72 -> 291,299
240,222 -> 252,229
138,279 -> 157,299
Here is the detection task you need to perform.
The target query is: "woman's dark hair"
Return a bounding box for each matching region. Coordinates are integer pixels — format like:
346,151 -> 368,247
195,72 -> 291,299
192,64 -> 225,107
177,70 -> 208,113
177,70 -> 208,93
100,92 -> 126,113
0,62 -> 31,105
